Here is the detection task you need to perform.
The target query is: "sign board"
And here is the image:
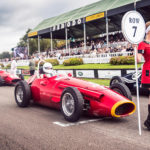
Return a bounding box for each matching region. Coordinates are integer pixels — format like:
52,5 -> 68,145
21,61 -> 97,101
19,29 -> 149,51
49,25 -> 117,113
28,31 -> 38,37
122,11 -> 145,44
57,70 -> 73,76
51,18 -> 84,32
98,70 -> 121,79
76,70 -> 94,78
86,12 -> 104,22
122,11 -> 145,135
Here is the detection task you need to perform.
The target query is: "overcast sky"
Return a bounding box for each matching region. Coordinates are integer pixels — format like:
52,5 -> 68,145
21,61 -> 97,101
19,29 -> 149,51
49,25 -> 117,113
0,0 -> 100,53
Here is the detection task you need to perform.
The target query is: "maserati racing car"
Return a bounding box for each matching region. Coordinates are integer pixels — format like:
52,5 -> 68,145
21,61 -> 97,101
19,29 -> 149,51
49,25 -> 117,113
0,69 -> 23,86
110,70 -> 149,95
14,61 -> 136,122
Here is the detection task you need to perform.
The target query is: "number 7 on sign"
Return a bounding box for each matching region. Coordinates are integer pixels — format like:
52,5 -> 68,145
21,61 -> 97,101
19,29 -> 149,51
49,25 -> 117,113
133,26 -> 137,37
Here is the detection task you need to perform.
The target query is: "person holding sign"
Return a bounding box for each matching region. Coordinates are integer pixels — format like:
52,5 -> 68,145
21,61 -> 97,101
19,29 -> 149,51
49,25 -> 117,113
137,21 -> 150,130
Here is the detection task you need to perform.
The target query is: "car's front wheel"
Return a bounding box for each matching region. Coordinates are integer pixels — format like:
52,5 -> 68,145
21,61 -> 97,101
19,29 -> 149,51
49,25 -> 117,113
61,87 -> 84,122
14,81 -> 31,107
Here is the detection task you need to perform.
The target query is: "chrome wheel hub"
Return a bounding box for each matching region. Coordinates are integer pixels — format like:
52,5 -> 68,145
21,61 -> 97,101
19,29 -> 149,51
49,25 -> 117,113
16,86 -> 23,103
62,93 -> 75,117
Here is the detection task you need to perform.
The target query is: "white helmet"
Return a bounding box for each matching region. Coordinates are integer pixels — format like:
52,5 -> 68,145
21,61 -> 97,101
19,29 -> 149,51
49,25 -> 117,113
43,62 -> 53,74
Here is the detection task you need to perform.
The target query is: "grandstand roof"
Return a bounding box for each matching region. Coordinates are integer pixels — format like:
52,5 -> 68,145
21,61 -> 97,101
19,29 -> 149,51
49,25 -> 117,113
28,0 -> 150,38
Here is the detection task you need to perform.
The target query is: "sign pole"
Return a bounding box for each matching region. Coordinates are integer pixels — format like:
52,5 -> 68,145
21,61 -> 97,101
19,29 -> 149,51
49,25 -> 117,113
134,46 -> 142,135
122,11 -> 145,135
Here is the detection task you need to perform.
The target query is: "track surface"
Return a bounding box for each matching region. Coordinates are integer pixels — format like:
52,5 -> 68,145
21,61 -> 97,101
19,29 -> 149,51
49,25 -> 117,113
0,86 -> 150,150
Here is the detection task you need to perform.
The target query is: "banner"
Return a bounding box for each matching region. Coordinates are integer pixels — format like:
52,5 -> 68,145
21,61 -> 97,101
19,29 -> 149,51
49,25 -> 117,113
13,47 -> 28,59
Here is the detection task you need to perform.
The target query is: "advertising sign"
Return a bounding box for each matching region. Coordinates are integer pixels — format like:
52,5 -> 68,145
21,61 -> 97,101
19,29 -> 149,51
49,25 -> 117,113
76,70 -> 94,78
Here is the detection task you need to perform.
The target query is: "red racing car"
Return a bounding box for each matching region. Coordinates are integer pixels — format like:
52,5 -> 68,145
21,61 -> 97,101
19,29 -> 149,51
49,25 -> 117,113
0,69 -> 23,86
14,61 -> 136,122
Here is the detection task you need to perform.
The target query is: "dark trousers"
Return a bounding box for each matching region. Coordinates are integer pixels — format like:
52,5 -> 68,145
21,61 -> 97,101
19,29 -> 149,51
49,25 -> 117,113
30,70 -> 35,76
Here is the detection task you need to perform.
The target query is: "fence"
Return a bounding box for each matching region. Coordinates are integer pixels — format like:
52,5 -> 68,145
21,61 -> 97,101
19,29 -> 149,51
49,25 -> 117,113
5,68 -> 135,79
1,51 -> 134,66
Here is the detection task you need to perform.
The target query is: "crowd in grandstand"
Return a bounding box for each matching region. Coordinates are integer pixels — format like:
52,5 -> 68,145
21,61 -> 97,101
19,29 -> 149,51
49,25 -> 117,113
43,33 -> 134,58
0,33 -> 134,62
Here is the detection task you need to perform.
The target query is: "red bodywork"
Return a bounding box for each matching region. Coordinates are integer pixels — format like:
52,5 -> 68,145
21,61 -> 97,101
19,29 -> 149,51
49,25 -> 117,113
28,74 -> 136,118
0,70 -> 21,85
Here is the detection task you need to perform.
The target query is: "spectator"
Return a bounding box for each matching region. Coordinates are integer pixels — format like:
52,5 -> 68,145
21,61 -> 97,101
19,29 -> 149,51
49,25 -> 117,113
29,56 -> 35,76
11,58 -> 17,75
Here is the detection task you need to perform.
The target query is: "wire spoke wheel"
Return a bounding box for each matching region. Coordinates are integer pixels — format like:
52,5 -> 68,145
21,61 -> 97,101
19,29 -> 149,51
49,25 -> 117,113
15,81 -> 31,107
111,79 -> 119,84
62,93 -> 75,117
16,86 -> 24,103
61,87 -> 84,122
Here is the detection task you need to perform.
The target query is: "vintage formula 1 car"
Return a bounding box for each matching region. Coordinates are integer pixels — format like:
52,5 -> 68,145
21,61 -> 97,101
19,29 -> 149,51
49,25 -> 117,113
0,69 -> 23,86
14,61 -> 136,122
110,70 -> 149,95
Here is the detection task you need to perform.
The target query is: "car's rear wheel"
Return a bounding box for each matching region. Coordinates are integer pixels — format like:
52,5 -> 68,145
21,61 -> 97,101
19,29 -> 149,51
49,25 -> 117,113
61,87 -> 84,122
0,76 -> 5,86
14,81 -> 31,107
110,83 -> 132,101
110,76 -> 124,86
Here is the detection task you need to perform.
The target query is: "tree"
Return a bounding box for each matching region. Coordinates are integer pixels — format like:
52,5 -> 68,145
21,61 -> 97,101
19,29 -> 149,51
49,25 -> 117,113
0,52 -> 11,59
17,29 -> 66,56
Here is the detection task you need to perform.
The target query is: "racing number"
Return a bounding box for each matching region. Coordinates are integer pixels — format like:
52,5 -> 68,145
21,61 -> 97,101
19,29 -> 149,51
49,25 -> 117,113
132,26 -> 137,37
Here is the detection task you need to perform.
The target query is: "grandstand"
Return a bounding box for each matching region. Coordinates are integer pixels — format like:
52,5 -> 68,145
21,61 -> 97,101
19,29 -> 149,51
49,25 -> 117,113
28,0 -> 150,59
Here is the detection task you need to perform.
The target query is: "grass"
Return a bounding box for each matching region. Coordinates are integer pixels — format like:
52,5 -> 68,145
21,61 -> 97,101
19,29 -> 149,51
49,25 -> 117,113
53,63 -> 142,70
24,75 -> 109,86
16,63 -> 142,70
24,76 -> 30,80
17,66 -> 29,69
82,78 -> 110,86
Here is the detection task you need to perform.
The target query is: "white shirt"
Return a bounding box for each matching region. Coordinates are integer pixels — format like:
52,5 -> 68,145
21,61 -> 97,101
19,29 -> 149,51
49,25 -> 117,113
11,60 -> 17,75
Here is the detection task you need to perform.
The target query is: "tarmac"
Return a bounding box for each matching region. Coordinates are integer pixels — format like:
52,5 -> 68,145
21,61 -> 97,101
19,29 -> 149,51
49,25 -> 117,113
0,86 -> 150,150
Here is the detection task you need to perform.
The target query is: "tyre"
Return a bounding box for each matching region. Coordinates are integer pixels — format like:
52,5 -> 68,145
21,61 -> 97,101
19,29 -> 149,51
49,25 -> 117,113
0,76 -> 5,86
110,76 -> 124,86
110,83 -> 132,100
14,80 -> 31,107
61,87 -> 84,122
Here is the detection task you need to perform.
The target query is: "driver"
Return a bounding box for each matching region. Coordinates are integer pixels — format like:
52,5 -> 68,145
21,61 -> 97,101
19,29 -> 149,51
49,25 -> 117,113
42,62 -> 55,78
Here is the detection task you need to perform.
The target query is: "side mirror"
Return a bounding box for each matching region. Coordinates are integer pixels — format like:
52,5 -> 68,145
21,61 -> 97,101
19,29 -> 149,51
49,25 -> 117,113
68,73 -> 72,77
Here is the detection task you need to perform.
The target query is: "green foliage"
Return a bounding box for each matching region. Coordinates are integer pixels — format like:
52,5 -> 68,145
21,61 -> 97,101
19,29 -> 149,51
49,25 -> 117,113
45,59 -> 59,66
0,63 -> 4,68
0,52 -> 11,59
6,63 -> 11,68
16,29 -> 67,55
110,56 -> 135,65
63,58 -> 83,66
35,59 -> 59,67
35,60 -> 44,67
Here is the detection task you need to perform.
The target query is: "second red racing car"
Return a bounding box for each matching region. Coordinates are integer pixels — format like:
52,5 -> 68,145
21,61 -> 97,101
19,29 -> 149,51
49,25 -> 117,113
0,69 -> 23,86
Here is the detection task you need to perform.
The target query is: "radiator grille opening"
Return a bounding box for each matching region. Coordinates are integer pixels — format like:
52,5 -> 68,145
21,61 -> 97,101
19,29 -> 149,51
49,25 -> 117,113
115,103 -> 135,116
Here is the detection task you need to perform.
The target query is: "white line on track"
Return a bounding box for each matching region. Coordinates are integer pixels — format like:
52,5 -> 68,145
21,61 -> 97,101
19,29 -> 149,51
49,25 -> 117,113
53,119 -> 102,127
